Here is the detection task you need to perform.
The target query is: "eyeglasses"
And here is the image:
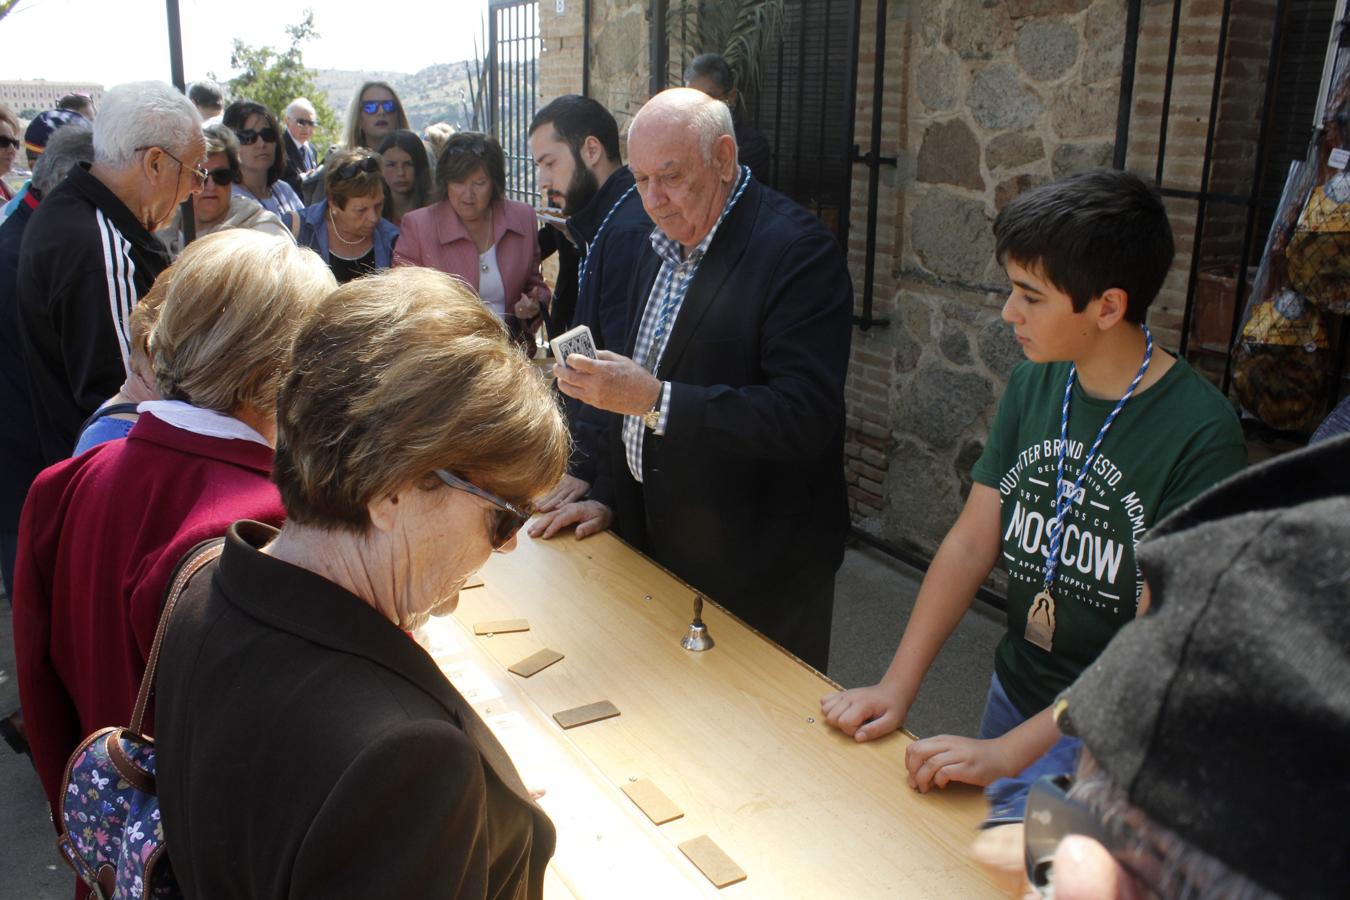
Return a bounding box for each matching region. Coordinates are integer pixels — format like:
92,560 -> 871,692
205,167 -> 234,187
361,99 -> 397,115
334,155 -> 381,180
234,127 -> 278,145
292,117 -> 316,128
0,136 -> 19,150
135,145 -> 209,188
433,469 -> 531,549
1024,775 -> 1165,898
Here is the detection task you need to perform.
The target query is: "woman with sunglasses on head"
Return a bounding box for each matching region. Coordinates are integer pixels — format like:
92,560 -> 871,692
298,147 -> 400,283
156,266 -> 566,900
157,124 -> 294,256
395,132 -> 549,350
222,100 -> 305,230
377,129 -> 433,227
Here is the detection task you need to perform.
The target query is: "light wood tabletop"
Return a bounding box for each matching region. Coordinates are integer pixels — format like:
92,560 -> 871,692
416,528 -> 1001,899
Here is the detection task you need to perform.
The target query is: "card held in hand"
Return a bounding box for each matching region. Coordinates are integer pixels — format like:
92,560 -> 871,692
552,324 -> 597,367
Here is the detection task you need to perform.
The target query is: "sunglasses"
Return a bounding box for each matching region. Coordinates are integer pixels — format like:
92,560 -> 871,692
362,99 -> 398,115
0,136 -> 19,150
234,127 -> 278,145
334,155 -> 381,180
292,117 -> 316,128
433,469 -> 531,549
205,167 -> 234,187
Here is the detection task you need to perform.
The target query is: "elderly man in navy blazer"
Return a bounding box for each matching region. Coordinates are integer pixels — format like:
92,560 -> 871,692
531,88 -> 852,671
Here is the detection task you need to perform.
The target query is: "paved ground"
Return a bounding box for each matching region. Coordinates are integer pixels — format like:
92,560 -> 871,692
0,541 -> 1002,895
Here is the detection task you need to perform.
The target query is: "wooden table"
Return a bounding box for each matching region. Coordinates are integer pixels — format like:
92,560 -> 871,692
415,530 -> 1000,899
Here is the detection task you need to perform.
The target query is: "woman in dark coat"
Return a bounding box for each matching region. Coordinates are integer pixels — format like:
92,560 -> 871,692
156,266 -> 569,899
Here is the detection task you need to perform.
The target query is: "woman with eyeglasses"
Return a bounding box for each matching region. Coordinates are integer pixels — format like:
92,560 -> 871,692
157,124 -> 295,256
298,147 -> 400,283
344,80 -> 411,151
395,132 -> 549,349
0,104 -> 21,202
222,101 -> 305,230
377,129 -> 433,227
155,266 -> 565,899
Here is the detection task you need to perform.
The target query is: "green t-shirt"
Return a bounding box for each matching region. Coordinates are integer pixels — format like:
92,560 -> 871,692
972,356 -> 1246,717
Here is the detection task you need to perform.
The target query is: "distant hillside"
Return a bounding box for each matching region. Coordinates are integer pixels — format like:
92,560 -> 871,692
313,61 -> 484,133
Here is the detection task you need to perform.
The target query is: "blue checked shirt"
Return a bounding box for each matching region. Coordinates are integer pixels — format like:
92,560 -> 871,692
623,166 -> 751,483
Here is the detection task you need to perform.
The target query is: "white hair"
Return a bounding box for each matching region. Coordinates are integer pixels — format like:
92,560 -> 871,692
93,81 -> 201,170
286,97 -> 316,119
691,97 -> 737,165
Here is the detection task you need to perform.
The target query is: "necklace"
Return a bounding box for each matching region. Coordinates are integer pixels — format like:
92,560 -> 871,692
467,207 -> 495,270
328,208 -> 368,247
1025,325 -> 1154,653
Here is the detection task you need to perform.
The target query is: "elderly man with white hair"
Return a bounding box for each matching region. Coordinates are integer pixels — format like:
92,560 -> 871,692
282,96 -> 319,195
17,80 -> 204,463
531,87 -> 853,671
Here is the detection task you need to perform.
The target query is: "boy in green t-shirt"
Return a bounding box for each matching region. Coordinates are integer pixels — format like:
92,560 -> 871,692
821,169 -> 1246,822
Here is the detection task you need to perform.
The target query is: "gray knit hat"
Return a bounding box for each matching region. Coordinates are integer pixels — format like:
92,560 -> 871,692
1055,433 -> 1350,899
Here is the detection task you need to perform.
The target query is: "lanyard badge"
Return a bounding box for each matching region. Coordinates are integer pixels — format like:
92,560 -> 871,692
1025,326 -> 1153,652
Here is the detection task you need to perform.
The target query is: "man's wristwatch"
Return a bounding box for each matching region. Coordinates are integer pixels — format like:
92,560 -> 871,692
642,385 -> 664,431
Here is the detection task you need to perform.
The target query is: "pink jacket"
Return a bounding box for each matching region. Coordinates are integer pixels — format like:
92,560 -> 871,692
393,198 -> 549,317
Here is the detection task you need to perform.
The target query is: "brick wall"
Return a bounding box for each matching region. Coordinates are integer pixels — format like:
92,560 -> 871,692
539,0 -> 651,129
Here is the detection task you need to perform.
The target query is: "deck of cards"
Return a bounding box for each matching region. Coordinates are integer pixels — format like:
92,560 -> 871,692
551,324 -> 597,367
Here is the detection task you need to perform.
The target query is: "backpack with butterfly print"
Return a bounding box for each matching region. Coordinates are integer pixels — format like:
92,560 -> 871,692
55,539 -> 222,899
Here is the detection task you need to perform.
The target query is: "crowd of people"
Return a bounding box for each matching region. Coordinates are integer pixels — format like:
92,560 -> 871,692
0,51 -> 1345,900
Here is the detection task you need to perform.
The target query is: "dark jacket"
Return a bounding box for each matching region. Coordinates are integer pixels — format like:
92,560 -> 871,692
0,192 -> 45,535
562,165 -> 652,483
157,521 -> 555,900
16,163 -> 171,463
733,109 -> 772,184
282,129 -> 317,197
592,177 -> 851,647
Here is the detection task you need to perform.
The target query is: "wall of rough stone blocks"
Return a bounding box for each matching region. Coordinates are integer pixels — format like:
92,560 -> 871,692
538,0 -> 652,133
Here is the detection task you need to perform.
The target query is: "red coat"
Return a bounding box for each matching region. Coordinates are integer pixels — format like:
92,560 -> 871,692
12,413 -> 285,812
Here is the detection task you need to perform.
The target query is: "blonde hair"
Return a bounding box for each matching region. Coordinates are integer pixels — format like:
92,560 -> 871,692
149,230 -> 337,416
0,103 -> 18,135
274,267 -> 569,531
128,268 -> 170,379
342,81 -> 410,150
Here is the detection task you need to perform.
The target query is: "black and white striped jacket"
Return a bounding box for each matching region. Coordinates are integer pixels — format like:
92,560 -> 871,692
15,162 -> 171,464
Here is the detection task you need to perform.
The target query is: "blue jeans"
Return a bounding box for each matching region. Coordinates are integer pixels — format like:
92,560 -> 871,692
977,671 -> 1081,825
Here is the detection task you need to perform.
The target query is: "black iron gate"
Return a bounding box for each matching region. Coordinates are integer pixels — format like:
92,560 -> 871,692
487,0 -> 541,205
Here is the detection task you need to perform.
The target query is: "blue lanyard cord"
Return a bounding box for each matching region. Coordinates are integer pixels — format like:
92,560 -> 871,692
1042,325 -> 1154,591
575,183 -> 638,302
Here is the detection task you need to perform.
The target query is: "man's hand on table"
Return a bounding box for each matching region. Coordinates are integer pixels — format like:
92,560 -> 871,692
528,500 -> 613,540
537,474 -> 590,511
905,733 -> 1016,792
554,350 -> 661,415
820,683 -> 909,742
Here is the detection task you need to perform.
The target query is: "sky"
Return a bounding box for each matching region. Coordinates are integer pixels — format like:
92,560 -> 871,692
0,0 -> 489,86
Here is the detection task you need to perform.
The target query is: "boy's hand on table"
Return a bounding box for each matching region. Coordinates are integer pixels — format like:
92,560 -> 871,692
905,733 -> 1015,792
820,684 -> 908,742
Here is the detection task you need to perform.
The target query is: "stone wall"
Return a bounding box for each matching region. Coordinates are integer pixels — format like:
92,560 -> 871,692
846,0 -> 1127,561
538,0 -> 651,131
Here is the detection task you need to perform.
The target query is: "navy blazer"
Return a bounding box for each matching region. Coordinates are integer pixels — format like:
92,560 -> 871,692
593,177 -> 852,614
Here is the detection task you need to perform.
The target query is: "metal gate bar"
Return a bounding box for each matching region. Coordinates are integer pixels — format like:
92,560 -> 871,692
488,0 -> 540,205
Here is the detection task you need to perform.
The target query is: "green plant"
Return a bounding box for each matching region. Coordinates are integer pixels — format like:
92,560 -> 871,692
223,10 -> 341,151
666,0 -> 786,117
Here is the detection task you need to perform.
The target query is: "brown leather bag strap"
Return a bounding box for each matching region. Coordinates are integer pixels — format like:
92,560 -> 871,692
130,537 -> 225,733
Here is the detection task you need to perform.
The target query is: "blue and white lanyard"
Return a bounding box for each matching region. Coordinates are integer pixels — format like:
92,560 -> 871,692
575,184 -> 637,302
1041,325 -> 1154,593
